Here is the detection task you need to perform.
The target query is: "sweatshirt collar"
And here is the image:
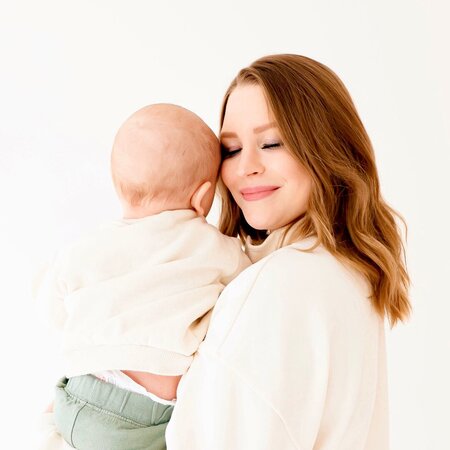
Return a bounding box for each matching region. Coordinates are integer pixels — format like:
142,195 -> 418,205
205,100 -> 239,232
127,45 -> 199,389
115,209 -> 198,226
244,226 -> 317,263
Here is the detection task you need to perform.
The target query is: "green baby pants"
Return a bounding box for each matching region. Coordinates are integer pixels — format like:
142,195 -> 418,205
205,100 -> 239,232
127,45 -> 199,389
54,375 -> 174,450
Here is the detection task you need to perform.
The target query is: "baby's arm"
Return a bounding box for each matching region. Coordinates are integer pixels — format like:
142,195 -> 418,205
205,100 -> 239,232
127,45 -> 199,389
33,255 -> 68,330
33,258 -> 67,445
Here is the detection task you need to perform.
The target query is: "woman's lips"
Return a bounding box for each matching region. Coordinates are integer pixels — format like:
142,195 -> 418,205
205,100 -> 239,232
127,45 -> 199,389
240,186 -> 280,201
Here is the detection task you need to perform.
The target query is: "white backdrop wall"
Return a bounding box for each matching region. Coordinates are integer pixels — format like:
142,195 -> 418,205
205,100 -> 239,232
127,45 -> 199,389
0,1 -> 449,448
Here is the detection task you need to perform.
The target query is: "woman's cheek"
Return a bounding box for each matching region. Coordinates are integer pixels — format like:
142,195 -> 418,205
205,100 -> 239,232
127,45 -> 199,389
220,161 -> 234,191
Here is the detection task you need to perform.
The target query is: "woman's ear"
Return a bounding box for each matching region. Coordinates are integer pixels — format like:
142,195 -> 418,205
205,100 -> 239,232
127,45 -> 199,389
190,181 -> 212,217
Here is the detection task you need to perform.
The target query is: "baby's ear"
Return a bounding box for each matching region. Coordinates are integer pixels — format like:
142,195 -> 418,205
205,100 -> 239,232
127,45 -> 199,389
190,181 -> 212,217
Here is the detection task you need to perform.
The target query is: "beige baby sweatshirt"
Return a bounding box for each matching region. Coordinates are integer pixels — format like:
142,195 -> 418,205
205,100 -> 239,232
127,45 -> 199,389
36,209 -> 250,377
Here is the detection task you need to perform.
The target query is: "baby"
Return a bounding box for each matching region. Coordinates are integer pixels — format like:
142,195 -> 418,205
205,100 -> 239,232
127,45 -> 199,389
37,104 -> 250,449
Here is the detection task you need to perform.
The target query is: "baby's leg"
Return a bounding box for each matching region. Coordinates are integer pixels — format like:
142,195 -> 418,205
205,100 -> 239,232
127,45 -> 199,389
54,375 -> 174,450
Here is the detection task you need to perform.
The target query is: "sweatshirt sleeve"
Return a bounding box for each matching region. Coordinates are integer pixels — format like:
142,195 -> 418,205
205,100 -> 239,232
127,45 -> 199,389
219,236 -> 252,286
167,247 -> 381,450
33,254 -> 68,330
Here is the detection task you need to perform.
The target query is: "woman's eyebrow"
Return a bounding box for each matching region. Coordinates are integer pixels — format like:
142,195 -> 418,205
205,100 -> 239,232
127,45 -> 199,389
220,122 -> 276,139
220,131 -> 237,139
253,122 -> 276,134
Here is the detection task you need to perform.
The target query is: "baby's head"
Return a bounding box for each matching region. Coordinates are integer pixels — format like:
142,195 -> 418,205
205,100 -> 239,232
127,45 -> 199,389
111,104 -> 220,218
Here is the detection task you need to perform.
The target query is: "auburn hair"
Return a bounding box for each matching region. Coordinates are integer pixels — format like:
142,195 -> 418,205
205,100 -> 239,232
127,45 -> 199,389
218,54 -> 410,327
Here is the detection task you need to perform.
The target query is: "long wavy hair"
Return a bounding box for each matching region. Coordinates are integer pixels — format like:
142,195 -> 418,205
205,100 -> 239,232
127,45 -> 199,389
218,54 -> 410,327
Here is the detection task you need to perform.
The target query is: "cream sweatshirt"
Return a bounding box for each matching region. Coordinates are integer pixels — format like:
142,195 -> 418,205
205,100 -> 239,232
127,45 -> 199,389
165,231 -> 389,450
36,209 -> 250,377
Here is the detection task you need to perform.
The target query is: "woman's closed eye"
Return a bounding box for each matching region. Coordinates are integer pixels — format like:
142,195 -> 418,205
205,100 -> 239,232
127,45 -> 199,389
261,142 -> 282,150
221,141 -> 283,160
221,145 -> 242,159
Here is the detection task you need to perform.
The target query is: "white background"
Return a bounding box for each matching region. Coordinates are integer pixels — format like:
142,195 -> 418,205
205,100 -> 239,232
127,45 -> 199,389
1,1 -> 449,448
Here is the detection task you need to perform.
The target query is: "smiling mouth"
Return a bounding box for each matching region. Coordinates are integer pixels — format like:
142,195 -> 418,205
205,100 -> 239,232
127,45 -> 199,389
240,186 -> 280,201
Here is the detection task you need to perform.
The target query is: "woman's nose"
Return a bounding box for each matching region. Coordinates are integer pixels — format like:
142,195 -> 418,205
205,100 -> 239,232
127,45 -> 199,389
236,147 -> 265,177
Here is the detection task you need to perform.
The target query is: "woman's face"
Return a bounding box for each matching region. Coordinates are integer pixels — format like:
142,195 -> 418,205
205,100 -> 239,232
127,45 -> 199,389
220,84 -> 312,231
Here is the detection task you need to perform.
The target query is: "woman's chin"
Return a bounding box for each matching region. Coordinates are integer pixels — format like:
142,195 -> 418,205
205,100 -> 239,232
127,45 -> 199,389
244,215 -> 276,232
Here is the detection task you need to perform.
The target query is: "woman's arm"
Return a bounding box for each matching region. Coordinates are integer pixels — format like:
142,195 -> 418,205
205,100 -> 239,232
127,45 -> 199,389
167,247 -> 387,450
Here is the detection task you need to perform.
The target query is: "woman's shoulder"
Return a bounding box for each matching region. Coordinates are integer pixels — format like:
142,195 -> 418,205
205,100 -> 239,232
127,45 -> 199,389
207,238 -> 375,348
234,238 -> 374,334
260,238 -> 333,273
253,238 -> 370,300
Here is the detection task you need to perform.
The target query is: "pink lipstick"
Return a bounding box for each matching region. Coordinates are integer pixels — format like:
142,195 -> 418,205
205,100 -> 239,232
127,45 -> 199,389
240,186 -> 279,201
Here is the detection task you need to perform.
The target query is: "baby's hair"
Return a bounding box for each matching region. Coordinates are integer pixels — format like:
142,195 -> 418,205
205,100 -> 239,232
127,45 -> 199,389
111,104 -> 220,208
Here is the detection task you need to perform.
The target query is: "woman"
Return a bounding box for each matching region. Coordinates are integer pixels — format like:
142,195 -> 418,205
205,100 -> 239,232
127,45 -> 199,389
165,54 -> 410,449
